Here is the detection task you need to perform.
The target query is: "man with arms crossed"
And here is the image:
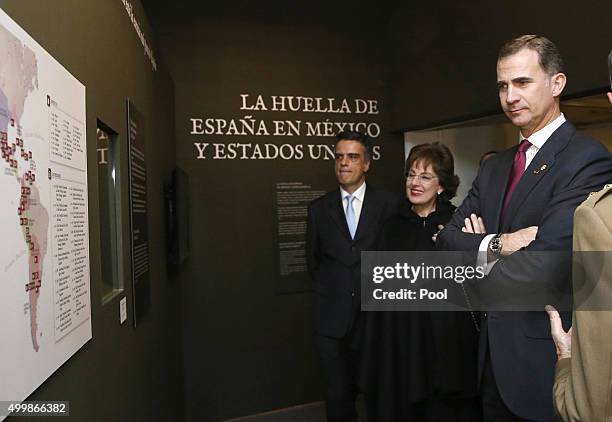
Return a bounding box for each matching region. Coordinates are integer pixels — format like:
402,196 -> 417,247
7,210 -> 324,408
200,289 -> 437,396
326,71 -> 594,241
437,35 -> 612,421
306,131 -> 399,421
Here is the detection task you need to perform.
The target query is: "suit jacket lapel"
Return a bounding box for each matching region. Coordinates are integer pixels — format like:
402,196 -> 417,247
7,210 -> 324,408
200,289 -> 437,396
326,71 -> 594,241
487,150 -> 514,232
502,122 -> 574,228
354,187 -> 382,241
327,190 -> 352,241
502,149 -> 556,228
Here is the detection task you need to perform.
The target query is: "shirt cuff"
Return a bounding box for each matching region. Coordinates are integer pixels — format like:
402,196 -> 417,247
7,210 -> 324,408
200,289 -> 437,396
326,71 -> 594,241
478,234 -> 497,275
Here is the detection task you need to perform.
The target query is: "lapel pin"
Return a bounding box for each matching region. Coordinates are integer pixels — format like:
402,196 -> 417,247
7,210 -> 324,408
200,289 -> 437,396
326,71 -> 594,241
533,164 -> 548,174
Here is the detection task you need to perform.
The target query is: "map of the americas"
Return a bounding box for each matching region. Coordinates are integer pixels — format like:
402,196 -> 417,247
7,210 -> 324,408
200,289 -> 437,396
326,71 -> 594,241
0,23 -> 49,352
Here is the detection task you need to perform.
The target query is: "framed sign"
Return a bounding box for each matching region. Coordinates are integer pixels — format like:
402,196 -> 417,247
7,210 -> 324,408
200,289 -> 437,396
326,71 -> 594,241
127,100 -> 151,327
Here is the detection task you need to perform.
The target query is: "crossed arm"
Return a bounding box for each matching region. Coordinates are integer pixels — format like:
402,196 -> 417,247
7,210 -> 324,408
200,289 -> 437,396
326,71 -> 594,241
461,212 -> 573,357
438,145 -> 610,291
460,213 -> 537,260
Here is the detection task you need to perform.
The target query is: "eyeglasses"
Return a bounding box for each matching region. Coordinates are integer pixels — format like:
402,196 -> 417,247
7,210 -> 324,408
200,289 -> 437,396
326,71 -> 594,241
335,153 -> 362,163
406,173 -> 437,184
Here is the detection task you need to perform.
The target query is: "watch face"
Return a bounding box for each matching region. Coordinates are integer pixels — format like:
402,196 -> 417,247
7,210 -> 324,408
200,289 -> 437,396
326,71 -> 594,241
490,236 -> 502,254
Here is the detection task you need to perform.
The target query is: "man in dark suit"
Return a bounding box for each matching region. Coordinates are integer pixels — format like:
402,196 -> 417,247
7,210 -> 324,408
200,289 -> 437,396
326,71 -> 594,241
437,35 -> 612,421
306,131 -> 399,422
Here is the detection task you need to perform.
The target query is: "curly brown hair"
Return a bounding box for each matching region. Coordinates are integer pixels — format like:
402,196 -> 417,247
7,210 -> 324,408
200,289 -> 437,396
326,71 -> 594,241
406,142 -> 460,201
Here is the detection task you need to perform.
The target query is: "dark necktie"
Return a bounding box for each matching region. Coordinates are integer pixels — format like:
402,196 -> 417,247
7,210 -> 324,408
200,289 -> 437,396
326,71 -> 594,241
501,139 -> 532,221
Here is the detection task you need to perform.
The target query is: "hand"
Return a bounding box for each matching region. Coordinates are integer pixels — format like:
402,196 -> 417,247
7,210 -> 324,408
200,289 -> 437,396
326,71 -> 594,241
461,214 -> 486,234
432,224 -> 444,243
545,305 -> 572,360
500,226 -> 538,255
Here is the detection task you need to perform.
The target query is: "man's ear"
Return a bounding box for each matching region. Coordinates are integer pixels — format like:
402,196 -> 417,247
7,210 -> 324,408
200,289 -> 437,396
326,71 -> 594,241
551,73 -> 567,97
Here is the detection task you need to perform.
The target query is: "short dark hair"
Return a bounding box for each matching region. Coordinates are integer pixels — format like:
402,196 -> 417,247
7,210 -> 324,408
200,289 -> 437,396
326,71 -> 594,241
335,131 -> 373,161
498,35 -> 564,76
406,142 -> 460,201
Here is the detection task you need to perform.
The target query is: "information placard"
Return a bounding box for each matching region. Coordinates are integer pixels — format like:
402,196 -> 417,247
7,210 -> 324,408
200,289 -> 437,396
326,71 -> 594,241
127,100 -> 150,326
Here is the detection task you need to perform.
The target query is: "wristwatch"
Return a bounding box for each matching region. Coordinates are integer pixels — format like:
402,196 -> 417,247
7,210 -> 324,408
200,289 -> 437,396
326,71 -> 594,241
489,233 -> 503,257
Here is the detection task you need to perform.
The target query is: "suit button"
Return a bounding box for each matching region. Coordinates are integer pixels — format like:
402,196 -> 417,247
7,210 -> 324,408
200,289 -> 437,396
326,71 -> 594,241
351,292 -> 355,297
351,246 -> 356,252
483,312 -> 487,318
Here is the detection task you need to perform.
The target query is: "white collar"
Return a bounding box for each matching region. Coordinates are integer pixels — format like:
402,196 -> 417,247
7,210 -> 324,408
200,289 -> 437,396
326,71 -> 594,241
519,113 -> 566,149
340,181 -> 366,202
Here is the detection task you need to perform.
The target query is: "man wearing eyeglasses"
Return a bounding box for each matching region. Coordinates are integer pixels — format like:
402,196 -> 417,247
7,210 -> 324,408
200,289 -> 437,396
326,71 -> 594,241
306,131 -> 400,421
437,35 -> 612,421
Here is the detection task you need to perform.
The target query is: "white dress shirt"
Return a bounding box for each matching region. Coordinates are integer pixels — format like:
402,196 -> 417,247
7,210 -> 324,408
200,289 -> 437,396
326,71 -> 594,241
340,181 -> 366,225
477,113 -> 566,268
520,113 -> 566,168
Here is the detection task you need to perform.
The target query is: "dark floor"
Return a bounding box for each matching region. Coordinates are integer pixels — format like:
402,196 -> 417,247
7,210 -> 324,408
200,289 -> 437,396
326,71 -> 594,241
223,397 -> 367,422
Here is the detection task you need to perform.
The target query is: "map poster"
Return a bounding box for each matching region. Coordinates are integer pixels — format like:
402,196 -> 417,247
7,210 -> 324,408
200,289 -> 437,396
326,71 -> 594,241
0,7 -> 91,413
127,100 -> 150,327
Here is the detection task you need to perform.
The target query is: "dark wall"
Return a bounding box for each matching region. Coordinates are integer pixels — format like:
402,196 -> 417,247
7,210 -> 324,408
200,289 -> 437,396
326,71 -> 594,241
388,1 -> 612,130
0,1 -> 182,421
152,14 -> 405,421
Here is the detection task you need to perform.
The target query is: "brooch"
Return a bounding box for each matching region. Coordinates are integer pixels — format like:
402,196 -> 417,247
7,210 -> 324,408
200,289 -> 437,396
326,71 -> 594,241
533,164 -> 548,174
